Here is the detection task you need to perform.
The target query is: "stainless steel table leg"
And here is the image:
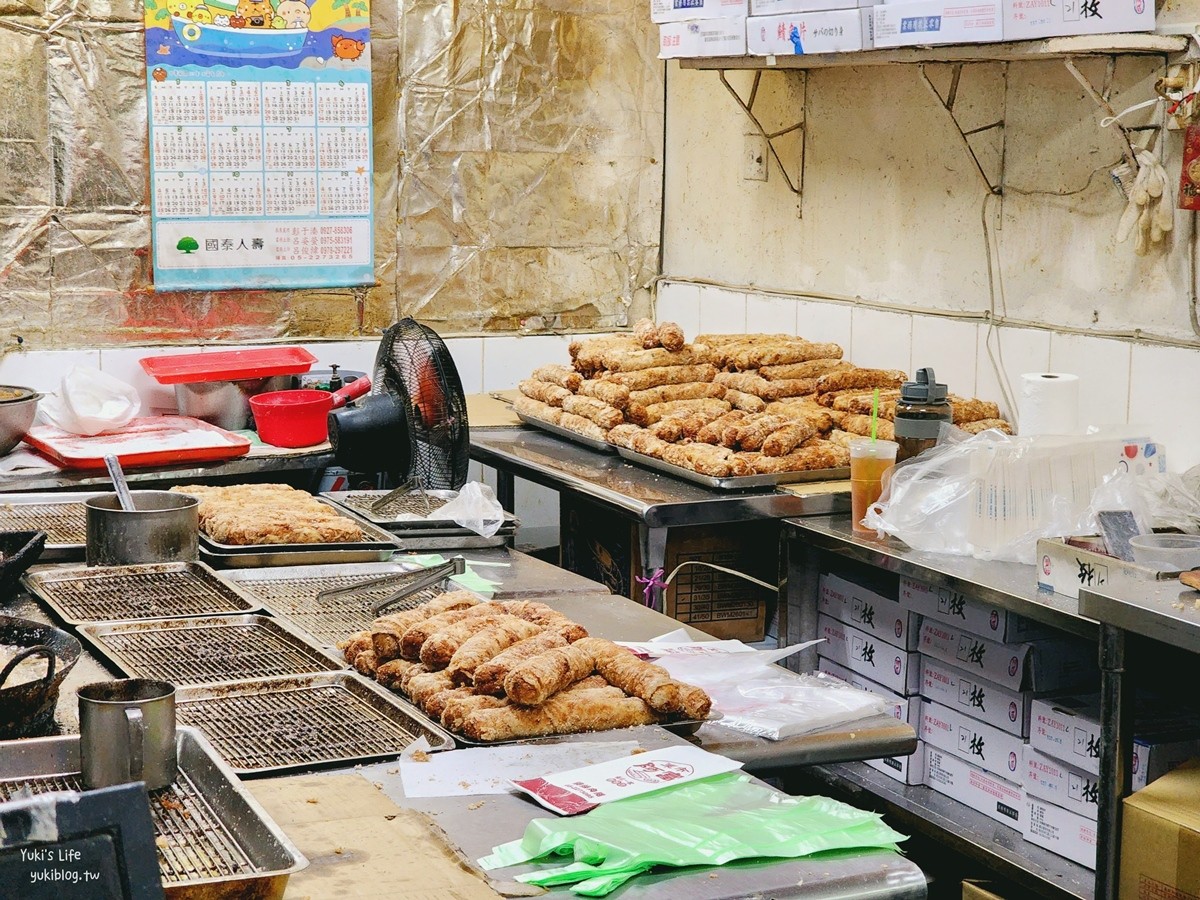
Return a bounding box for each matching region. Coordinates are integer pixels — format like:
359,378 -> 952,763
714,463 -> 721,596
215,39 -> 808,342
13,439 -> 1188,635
495,470 -> 516,513
1096,623 -> 1131,900
785,533 -> 822,674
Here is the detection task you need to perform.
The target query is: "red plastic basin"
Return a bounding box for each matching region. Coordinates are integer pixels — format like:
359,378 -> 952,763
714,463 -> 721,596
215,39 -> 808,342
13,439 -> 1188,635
249,390 -> 333,448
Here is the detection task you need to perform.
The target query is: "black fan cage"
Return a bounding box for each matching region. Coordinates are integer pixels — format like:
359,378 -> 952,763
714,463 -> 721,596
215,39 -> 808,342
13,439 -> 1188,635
372,318 -> 471,490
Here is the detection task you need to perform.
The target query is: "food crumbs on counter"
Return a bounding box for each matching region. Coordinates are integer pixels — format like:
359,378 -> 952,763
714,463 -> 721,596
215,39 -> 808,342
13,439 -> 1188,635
631,747 -> 648,755
467,801 -> 485,810
385,815 -> 397,821
459,780 -> 471,789
154,836 -> 169,849
159,796 -> 185,812
849,733 -> 856,739
305,798 -> 319,804
410,750 -> 431,762
334,847 -> 344,855
708,873 -> 719,879
387,768 -> 399,774
374,782 -> 383,790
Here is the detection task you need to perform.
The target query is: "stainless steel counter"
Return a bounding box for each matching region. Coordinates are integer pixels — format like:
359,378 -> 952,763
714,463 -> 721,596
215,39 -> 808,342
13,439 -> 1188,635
1079,579 -> 1200,652
0,447 -> 334,493
361,726 -> 927,900
471,426 -> 847,527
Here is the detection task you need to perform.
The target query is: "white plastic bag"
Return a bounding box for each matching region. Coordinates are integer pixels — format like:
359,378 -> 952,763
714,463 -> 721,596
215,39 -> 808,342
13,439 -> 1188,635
438,482 -> 505,537
38,366 -> 141,436
659,645 -> 889,741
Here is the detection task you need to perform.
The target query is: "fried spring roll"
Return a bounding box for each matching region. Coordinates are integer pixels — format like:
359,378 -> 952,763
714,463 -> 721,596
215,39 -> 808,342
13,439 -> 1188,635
604,364 -> 718,391
628,382 -> 726,407
518,379 -> 572,407
503,637 -> 616,706
578,379 -> 631,409
473,631 -> 570,696
461,686 -> 658,742
530,364 -> 583,391
594,651 -> 712,719
447,618 -> 544,685
561,394 -> 624,429
658,321 -> 685,352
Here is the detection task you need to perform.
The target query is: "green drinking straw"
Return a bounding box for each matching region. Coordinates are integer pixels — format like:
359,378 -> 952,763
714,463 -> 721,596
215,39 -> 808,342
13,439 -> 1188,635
870,388 -> 879,443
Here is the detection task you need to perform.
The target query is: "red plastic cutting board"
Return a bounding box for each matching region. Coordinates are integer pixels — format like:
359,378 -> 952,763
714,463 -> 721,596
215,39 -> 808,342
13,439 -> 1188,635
140,347 -> 317,384
24,417 -> 252,470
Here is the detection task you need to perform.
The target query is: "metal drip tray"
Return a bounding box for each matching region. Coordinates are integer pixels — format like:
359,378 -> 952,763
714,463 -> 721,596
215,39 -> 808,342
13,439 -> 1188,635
0,727 -> 306,897
324,489 -> 456,524
222,563 -> 462,645
78,615 -> 345,685
0,492 -> 101,560
23,561 -> 260,625
175,672 -> 454,775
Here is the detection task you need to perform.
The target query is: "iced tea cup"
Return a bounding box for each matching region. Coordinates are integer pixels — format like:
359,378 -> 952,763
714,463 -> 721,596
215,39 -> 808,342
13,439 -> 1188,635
850,438 -> 898,535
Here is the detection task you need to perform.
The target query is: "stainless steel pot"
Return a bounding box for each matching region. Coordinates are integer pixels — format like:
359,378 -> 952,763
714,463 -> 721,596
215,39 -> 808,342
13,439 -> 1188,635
0,385 -> 40,455
85,491 -> 199,566
174,374 -> 292,430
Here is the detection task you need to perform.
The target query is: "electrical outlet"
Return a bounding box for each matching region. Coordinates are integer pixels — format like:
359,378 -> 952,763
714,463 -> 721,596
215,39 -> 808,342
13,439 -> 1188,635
743,133 -> 768,181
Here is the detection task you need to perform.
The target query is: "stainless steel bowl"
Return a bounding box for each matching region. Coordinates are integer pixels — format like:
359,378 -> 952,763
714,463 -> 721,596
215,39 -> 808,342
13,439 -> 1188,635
0,386 -> 40,456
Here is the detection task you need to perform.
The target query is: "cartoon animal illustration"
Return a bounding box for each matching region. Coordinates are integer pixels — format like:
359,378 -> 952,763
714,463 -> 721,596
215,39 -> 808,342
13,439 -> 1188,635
151,67 -> 168,82
213,12 -> 229,23
331,33 -> 365,60
276,0 -> 310,29
191,4 -> 213,22
228,13 -> 246,26
271,14 -> 285,27
235,0 -> 273,28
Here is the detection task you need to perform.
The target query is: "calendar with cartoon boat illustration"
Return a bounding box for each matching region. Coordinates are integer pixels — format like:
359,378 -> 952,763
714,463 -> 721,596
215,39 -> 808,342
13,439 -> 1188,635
145,0 -> 374,290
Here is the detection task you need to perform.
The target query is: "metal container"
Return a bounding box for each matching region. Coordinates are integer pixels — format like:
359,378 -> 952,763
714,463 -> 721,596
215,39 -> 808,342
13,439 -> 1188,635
78,678 -> 177,791
0,386 -> 40,456
0,726 -> 308,898
86,491 -> 199,566
174,374 -> 292,430
0,493 -> 103,560
0,615 -> 81,739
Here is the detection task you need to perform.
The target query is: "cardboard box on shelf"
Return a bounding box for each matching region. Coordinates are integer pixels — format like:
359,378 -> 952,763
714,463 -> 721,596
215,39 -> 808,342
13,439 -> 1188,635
1023,744 -> 1099,821
1003,0 -> 1153,41
559,495 -> 775,641
900,576 -> 1053,642
658,18 -> 749,57
817,613 -> 921,695
1024,796 -> 1098,870
653,0 -> 748,23
1120,761 -> 1200,900
1036,536 -> 1176,600
818,657 -> 921,726
872,0 -> 1002,47
925,745 -> 1025,830
820,572 -> 922,651
746,8 -> 869,54
920,700 -> 1024,782
865,740 -> 927,785
962,882 -> 1010,900
1030,694 -> 1200,785
920,655 -> 1032,738
919,619 -> 1095,693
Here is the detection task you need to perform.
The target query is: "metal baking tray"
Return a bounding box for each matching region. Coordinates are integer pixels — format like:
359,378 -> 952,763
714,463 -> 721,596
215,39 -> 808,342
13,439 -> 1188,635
175,672 -> 454,775
0,491 -> 102,560
322,488 -> 521,532
78,614 -> 346,686
614,446 -> 850,490
516,410 -> 616,454
201,545 -> 399,569
199,497 -> 403,554
22,561 -> 261,625
0,726 -> 306,898
220,562 -> 464,646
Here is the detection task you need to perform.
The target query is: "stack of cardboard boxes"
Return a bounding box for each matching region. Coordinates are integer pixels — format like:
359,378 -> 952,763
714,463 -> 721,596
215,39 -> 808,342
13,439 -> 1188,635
655,0 -> 1153,58
816,569 -> 1109,868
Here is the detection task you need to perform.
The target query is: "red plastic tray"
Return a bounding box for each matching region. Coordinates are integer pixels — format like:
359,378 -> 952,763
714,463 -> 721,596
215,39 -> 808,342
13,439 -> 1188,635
24,417 -> 252,470
140,347 -> 317,384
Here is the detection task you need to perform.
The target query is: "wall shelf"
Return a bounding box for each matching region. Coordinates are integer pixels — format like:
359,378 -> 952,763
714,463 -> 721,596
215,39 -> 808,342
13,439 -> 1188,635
678,33 -> 1190,70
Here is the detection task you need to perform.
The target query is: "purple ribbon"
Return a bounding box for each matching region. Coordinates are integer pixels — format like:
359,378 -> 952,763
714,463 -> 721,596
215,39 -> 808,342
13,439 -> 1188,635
635,567 -> 667,607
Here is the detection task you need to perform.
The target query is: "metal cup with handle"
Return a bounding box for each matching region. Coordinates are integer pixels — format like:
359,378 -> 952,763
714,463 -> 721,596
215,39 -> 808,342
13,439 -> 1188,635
77,679 -> 177,790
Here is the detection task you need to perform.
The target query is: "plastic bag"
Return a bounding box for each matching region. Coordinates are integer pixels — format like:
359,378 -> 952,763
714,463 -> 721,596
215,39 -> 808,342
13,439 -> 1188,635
657,644 -> 889,740
479,772 -> 906,896
38,366 -> 140,436
436,482 -> 505,537
865,428 -> 1126,564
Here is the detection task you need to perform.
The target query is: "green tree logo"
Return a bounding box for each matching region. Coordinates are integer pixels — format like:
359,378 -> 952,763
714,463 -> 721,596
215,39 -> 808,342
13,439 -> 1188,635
176,236 -> 199,254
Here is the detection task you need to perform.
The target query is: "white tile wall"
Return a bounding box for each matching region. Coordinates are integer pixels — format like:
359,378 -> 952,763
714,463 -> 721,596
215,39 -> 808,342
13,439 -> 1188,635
850,307 -> 913,374
698,286 -> 747,335
910,317 -> 980,399
746,293 -> 798,335
655,281 -> 702,340
1129,344 -> 1200,471
1048,333 -> 1131,429
481,335 -> 572,392
795,298 -> 853,349
976,325 -> 1052,422
442,338 -> 484,394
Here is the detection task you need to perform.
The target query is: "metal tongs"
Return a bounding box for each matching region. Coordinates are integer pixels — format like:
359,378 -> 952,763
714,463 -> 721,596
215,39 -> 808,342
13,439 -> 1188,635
369,475 -> 434,516
315,557 -> 467,615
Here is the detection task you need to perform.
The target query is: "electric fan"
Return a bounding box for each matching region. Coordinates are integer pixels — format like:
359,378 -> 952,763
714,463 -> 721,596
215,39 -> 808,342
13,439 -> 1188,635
327,318 -> 471,490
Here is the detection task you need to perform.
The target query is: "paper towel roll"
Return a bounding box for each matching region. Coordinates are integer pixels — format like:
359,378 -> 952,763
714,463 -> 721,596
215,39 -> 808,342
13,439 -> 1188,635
1017,372 -> 1080,436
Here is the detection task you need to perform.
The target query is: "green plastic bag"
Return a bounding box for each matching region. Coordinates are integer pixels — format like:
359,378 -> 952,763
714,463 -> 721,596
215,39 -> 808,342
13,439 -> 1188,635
479,773 -> 906,896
